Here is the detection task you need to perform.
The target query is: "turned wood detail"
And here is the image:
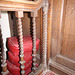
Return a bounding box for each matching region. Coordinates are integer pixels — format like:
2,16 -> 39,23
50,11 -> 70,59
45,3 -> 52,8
31,11 -> 38,72
42,0 -> 49,69
0,11 -> 9,75
15,11 -> 25,75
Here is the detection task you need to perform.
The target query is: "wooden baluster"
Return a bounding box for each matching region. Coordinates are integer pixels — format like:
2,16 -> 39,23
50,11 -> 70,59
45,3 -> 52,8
15,11 -> 25,75
0,11 -> 9,75
31,11 -> 38,72
42,0 -> 49,71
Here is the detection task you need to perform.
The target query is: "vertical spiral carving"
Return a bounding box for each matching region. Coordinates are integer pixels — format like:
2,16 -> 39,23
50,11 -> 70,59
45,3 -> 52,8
33,17 -> 36,51
17,18 -> 25,75
42,1 -> 49,68
32,16 -> 37,72
17,18 -> 24,55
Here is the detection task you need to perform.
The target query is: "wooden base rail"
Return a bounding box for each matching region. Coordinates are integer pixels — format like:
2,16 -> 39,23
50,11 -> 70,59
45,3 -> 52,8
49,59 -> 75,75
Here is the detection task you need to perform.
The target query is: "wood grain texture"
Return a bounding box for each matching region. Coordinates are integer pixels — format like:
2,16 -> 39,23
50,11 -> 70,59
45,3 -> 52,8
50,0 -> 64,58
47,0 -> 53,65
56,55 -> 75,71
0,0 -> 42,11
49,59 -> 75,75
61,0 -> 75,61
50,0 -> 75,74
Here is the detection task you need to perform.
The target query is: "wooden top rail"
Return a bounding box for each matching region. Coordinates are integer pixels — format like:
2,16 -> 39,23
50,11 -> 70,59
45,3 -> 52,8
0,0 -> 43,11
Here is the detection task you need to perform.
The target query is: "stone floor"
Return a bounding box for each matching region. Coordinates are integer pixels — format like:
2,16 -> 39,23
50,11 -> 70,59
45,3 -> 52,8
45,72 -> 55,75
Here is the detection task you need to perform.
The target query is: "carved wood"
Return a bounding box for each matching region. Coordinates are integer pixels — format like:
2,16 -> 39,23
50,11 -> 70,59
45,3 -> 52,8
56,55 -> 75,71
47,0 -> 53,67
15,11 -> 25,75
29,63 -> 43,75
49,59 -> 75,75
42,0 -> 49,70
31,11 -> 38,72
0,0 -> 53,75
30,1 -> 49,75
49,0 -> 75,74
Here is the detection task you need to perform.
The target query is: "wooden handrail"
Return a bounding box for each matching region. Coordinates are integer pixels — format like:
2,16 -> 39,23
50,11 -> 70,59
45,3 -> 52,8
0,0 -> 43,11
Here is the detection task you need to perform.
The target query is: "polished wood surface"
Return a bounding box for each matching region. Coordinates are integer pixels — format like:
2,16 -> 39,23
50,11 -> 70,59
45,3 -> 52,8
50,0 -> 75,74
3,0 -> 33,1
0,0 -> 42,11
61,0 -> 75,61
47,0 -> 53,66
50,0 -> 64,58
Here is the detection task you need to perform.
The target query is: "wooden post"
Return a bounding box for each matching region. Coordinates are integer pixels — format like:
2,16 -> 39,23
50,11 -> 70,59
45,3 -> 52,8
42,0 -> 49,71
0,11 -> 9,75
31,11 -> 38,72
15,11 -> 25,75
47,0 -> 53,69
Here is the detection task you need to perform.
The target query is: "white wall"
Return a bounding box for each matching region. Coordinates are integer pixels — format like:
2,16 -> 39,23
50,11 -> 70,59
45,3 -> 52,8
0,11 -> 11,58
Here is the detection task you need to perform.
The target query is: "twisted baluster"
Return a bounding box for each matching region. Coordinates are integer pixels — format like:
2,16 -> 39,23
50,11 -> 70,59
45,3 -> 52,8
31,11 -> 38,72
0,11 -> 9,75
15,11 -> 25,75
42,1 -> 49,69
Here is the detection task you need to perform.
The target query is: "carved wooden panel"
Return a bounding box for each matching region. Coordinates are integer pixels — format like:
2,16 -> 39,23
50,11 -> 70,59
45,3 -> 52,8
61,0 -> 75,61
50,0 -> 75,74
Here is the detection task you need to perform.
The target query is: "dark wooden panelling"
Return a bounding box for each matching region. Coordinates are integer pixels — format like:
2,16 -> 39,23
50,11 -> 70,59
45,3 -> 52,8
61,0 -> 75,61
50,66 -> 68,75
50,0 -> 75,74
50,0 -> 63,58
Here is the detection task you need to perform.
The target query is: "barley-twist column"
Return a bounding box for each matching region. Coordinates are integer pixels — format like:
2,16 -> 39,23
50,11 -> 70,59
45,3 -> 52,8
31,11 -> 38,72
42,1 -> 49,69
0,11 -> 9,75
15,11 -> 25,75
